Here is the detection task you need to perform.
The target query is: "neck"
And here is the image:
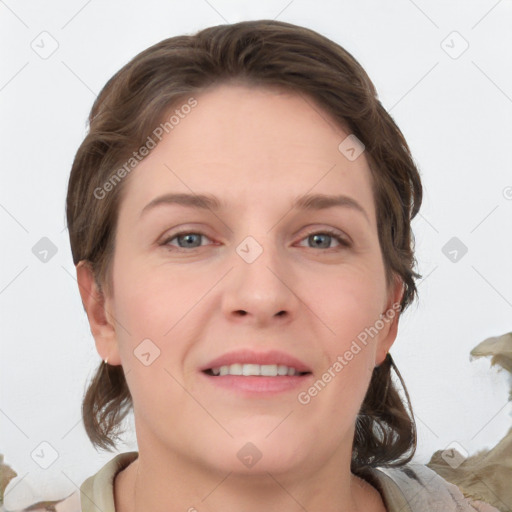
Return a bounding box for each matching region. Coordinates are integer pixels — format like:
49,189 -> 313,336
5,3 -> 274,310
115,450 -> 385,512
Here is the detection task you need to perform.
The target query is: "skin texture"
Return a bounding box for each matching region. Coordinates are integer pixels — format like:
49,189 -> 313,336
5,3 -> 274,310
77,84 -> 403,512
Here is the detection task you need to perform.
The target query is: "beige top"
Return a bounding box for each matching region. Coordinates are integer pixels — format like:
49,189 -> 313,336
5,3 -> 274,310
53,451 -> 499,512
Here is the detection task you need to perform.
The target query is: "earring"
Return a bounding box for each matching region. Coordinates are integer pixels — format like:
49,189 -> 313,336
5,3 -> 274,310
104,357 -> 109,365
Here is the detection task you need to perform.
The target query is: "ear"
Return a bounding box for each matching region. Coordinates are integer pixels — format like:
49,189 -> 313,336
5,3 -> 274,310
76,260 -> 122,366
374,274 -> 404,367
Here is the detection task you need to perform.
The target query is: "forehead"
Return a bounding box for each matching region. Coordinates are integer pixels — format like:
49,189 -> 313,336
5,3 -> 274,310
118,84 -> 376,222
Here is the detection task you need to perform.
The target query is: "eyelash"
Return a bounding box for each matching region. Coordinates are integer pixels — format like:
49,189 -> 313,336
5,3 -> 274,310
160,228 -> 351,252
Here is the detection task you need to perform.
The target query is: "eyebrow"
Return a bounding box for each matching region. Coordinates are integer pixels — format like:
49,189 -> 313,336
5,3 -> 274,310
140,192 -> 370,222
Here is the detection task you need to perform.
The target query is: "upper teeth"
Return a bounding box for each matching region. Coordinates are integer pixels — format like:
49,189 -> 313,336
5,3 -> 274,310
210,364 -> 301,376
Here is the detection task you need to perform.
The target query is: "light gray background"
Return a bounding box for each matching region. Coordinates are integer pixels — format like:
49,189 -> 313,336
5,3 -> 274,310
1,0 -> 511,507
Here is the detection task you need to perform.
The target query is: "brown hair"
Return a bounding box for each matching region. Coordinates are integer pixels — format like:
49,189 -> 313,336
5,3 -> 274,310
66,19 -> 421,470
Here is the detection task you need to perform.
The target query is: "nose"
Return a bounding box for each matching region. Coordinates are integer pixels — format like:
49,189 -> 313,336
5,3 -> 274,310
220,234 -> 299,326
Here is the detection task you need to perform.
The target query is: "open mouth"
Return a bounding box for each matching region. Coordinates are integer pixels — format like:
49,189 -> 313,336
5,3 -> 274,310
203,363 -> 312,377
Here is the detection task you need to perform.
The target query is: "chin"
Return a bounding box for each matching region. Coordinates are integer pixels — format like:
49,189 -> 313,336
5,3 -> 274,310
203,432 -> 308,476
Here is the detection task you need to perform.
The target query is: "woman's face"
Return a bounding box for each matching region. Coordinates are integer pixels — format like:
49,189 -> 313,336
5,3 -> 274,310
97,84 -> 402,476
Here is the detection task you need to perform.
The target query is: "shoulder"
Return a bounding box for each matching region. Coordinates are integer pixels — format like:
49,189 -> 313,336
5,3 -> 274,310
11,452 -> 139,512
4,491 -> 82,511
366,463 -> 500,512
78,451 -> 139,512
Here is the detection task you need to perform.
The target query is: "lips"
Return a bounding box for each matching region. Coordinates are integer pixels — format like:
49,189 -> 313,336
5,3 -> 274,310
200,349 -> 313,375
199,349 -> 313,394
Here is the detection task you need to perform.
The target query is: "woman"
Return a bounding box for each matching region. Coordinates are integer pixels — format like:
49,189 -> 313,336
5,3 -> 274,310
61,19 -> 499,512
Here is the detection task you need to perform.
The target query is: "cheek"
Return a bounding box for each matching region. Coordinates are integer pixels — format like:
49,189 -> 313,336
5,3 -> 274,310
112,254 -> 208,339
309,264 -> 386,346
110,259 -> 202,415
304,274 -> 385,412
301,272 -> 381,417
